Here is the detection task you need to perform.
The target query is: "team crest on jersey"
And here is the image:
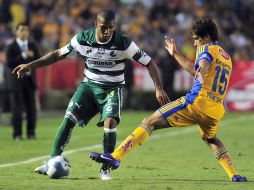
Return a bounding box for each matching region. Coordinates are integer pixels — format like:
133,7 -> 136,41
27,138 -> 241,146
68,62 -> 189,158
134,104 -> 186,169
219,49 -> 230,60
122,138 -> 133,151
97,48 -> 105,55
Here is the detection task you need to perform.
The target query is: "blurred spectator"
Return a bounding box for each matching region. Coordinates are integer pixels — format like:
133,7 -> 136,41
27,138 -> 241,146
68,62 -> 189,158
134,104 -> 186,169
0,0 -> 12,24
1,0 -> 253,110
0,47 -> 7,124
10,0 -> 26,29
6,23 -> 40,140
0,0 -> 252,60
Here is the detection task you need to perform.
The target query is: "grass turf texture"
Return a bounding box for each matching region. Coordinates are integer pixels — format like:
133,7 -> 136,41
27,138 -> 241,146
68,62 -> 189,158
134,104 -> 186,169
0,111 -> 253,190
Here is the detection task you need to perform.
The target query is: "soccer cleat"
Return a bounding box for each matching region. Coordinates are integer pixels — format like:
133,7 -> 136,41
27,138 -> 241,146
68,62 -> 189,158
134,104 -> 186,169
35,162 -> 47,175
89,152 -> 121,169
100,168 -> 112,180
232,175 -> 247,182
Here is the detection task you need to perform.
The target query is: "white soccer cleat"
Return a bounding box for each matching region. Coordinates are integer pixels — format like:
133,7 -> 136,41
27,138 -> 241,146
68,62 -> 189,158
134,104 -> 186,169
35,162 -> 47,175
100,168 -> 112,180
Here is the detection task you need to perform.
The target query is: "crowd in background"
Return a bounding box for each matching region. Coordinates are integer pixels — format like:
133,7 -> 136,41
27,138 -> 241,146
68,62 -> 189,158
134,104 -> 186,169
0,0 -> 253,137
0,0 -> 253,62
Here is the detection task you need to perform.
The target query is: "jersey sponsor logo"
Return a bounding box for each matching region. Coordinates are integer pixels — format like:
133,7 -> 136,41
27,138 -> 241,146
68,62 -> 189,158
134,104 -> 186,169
87,59 -> 116,68
215,58 -> 231,71
219,49 -> 230,60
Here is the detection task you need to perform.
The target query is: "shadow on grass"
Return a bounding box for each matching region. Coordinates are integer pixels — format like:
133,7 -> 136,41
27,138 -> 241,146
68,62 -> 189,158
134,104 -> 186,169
117,178 -> 254,184
65,177 -> 98,180
66,177 -> 253,183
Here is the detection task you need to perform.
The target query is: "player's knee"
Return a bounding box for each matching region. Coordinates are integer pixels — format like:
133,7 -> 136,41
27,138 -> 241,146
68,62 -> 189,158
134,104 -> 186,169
104,117 -> 117,129
141,117 -> 155,131
201,136 -> 216,144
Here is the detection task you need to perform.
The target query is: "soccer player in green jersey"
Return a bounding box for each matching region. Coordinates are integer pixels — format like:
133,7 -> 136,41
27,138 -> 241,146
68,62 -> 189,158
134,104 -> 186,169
13,10 -> 169,180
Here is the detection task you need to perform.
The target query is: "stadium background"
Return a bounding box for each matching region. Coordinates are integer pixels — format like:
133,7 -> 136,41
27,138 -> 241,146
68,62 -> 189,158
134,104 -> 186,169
0,0 -> 254,112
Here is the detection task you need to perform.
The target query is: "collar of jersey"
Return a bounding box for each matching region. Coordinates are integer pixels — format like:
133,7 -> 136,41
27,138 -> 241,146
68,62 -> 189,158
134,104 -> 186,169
95,31 -> 113,45
205,41 -> 219,45
209,41 -> 219,45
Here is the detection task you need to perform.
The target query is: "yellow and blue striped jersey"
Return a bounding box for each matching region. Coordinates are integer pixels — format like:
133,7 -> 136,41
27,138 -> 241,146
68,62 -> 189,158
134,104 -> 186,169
186,41 -> 232,119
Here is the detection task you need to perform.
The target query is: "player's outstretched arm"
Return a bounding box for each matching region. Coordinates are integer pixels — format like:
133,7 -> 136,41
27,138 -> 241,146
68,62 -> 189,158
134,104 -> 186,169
146,61 -> 170,106
165,37 -> 195,76
12,49 -> 66,78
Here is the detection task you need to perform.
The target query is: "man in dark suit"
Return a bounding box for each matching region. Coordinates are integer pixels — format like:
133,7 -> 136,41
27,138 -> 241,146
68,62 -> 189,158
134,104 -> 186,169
6,23 -> 40,140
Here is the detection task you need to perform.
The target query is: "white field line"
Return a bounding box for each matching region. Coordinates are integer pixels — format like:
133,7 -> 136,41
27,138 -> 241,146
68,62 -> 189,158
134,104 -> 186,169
0,115 -> 253,169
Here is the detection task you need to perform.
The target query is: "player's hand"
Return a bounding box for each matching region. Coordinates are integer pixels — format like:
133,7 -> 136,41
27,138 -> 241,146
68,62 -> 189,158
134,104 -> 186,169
165,37 -> 178,57
26,50 -> 34,57
155,87 -> 170,106
12,64 -> 32,78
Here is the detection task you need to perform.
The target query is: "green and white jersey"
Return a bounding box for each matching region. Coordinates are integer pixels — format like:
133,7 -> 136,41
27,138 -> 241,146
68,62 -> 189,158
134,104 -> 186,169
60,27 -> 151,85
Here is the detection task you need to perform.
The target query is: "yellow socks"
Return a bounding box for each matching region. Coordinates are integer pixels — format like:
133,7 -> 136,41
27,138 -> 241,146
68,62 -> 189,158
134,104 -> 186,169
214,147 -> 236,179
112,126 -> 152,160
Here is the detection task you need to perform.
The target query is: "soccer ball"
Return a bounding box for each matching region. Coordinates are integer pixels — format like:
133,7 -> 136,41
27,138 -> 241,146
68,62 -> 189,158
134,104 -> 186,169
46,156 -> 71,179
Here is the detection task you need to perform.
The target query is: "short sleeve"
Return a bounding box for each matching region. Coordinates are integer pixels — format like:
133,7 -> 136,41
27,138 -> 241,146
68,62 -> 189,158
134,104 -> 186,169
59,34 -> 79,56
196,51 -> 213,65
125,41 -> 151,66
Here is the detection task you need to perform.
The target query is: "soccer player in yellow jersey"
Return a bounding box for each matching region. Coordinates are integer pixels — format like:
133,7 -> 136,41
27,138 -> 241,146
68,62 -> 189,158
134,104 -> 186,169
89,17 -> 247,182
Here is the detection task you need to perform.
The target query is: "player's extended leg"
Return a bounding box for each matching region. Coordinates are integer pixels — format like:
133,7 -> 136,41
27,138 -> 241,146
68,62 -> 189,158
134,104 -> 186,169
112,110 -> 169,160
200,128 -> 247,182
89,110 -> 169,169
89,96 -> 194,171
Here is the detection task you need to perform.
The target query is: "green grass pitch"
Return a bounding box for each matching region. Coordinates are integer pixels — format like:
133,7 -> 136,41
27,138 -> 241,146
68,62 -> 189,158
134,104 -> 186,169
0,111 -> 253,190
